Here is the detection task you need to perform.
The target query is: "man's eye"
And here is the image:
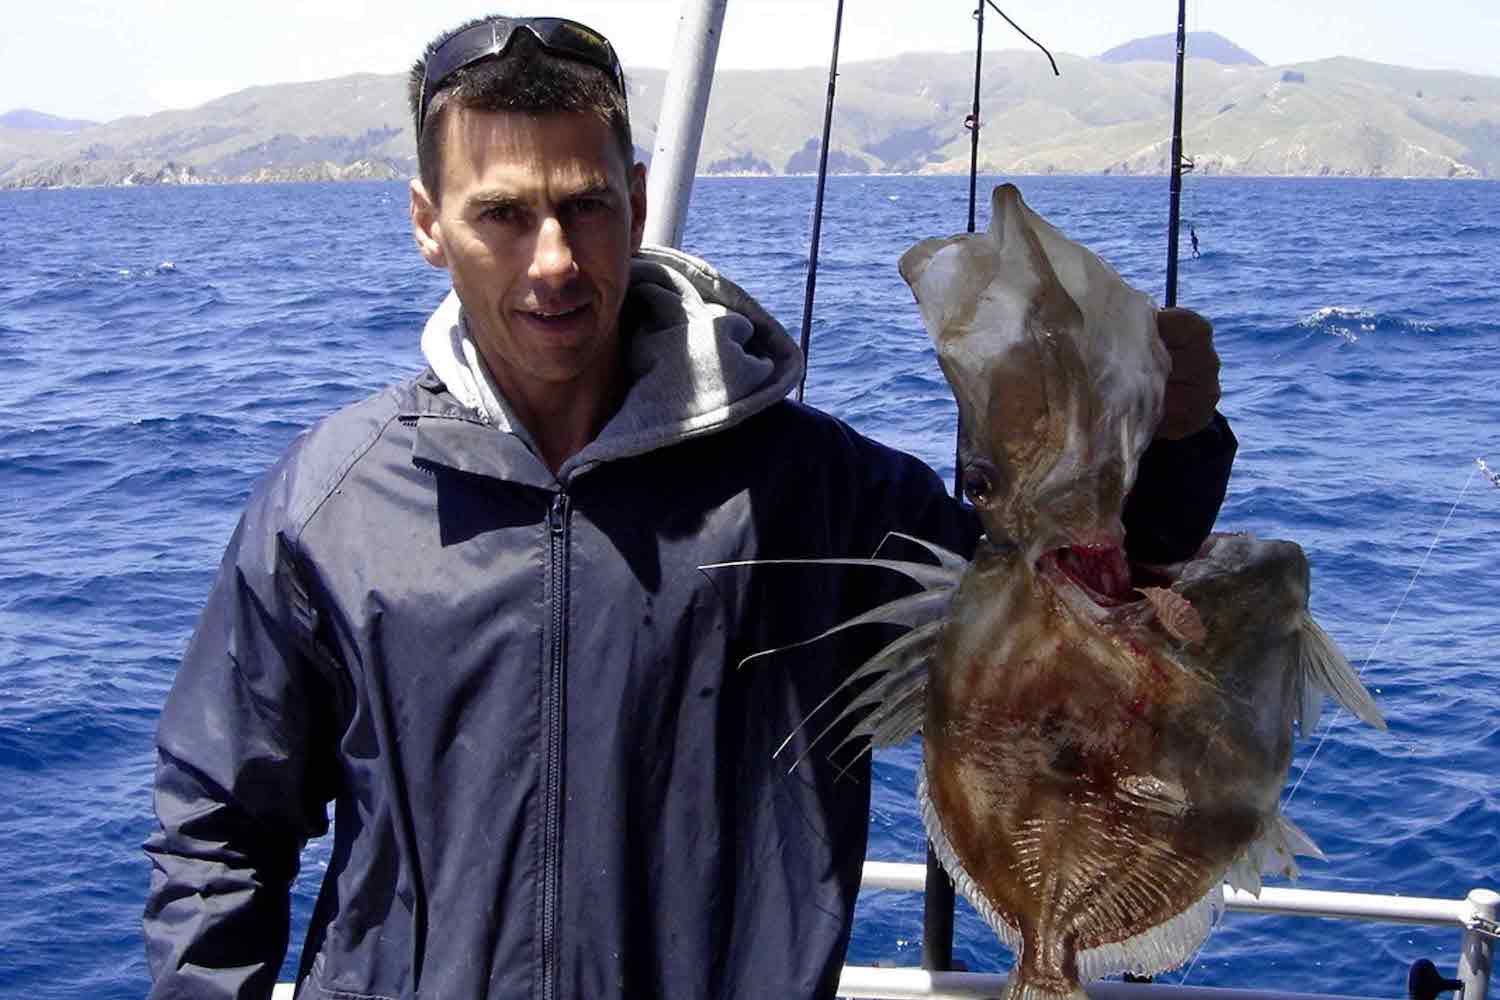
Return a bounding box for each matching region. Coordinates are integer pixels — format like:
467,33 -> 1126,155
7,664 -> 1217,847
481,204 -> 523,224
569,197 -> 608,218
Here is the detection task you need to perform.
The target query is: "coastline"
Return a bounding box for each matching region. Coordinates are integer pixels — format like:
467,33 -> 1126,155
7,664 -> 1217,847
4,165 -> 1492,192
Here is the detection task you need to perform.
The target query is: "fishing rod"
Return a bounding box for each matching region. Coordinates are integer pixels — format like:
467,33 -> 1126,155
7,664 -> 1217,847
796,0 -> 847,403
964,2 -> 985,235
1164,0 -> 1191,306
963,1 -> 1060,232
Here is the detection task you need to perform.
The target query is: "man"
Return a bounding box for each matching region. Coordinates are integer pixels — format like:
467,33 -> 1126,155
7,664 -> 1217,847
144,15 -> 1235,1000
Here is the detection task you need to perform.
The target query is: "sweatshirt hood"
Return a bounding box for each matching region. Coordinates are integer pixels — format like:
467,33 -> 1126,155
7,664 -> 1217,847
420,243 -> 804,480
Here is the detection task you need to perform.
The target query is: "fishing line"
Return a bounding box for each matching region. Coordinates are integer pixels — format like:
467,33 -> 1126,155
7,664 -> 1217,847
1178,0 -> 1203,266
982,1 -> 1058,75
1282,460 -> 1477,810
1179,460 -> 1480,987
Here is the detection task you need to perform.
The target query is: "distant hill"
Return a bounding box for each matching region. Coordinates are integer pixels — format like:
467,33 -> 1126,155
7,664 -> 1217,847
0,109 -> 99,132
2,37 -> 1496,188
1098,32 -> 1264,66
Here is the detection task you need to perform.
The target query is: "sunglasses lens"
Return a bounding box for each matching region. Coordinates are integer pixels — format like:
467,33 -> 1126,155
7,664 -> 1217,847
419,17 -> 625,135
524,19 -> 623,88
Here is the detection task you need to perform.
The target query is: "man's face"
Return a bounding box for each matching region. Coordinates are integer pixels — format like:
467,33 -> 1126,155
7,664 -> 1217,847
411,107 -> 646,406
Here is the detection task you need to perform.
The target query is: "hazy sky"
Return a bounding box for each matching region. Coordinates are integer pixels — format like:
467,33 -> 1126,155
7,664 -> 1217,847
5,0 -> 1494,122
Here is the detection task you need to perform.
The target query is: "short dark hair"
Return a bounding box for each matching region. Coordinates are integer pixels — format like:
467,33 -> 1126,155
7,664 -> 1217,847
407,17 -> 634,202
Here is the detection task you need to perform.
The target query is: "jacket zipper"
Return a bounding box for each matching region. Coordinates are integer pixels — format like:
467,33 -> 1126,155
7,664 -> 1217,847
540,490 -> 570,1000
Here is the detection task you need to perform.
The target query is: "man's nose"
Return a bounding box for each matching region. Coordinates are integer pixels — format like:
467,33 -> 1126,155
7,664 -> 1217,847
530,217 -> 576,285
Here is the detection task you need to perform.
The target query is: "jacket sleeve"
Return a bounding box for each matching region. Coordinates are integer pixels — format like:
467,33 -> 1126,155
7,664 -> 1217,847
1123,411 -> 1238,564
144,458 -> 342,1000
823,416 -> 980,561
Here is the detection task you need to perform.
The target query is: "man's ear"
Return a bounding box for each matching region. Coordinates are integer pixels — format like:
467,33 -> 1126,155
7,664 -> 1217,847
628,162 -> 648,253
410,178 -> 447,269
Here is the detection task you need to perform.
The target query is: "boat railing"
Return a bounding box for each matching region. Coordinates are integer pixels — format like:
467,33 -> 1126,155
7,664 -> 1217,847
270,863 -> 1496,1000
844,861 -> 1499,1000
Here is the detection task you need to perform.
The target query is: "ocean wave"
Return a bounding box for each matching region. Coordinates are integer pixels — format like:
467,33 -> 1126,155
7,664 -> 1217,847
1454,222 -> 1500,242
1292,305 -> 1438,342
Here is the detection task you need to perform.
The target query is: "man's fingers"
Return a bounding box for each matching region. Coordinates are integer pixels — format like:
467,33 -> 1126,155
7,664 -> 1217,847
1156,307 -> 1214,349
1155,306 -> 1221,440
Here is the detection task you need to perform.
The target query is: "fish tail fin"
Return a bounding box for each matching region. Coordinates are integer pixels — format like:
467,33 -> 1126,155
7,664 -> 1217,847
1002,970 -> 1088,1000
1297,614 -> 1386,731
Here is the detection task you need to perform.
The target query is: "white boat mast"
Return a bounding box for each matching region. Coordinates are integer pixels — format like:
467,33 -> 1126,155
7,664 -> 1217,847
643,0 -> 729,250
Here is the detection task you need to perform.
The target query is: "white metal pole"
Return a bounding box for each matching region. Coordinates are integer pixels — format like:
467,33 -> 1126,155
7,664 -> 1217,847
642,0 -> 728,250
861,862 -> 1478,927
1459,888 -> 1499,1000
835,966 -> 1381,1000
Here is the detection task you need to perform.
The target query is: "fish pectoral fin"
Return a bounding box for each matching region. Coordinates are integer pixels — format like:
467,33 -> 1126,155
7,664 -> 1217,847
1114,774 -> 1190,817
1140,586 -> 1207,644
1275,813 -> 1326,861
1297,615 -> 1387,731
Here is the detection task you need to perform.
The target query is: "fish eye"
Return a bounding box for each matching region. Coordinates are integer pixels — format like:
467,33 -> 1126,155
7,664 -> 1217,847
962,463 -> 996,505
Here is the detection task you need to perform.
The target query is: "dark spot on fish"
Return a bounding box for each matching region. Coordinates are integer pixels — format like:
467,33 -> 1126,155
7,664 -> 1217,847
1050,741 -> 1087,776
1038,709 -> 1064,739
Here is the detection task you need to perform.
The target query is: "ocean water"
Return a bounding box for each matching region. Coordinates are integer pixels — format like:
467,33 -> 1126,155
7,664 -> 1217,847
1,174 -> 1497,999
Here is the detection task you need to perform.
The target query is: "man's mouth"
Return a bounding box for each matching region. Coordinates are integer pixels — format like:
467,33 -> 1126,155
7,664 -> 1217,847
519,302 -> 589,326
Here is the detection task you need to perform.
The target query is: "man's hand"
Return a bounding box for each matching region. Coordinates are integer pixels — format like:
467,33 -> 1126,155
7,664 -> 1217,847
1155,307 -> 1221,440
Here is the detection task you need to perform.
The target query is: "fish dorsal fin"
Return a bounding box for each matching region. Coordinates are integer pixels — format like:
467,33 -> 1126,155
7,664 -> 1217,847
736,586 -> 953,672
877,531 -> 970,574
699,554 -> 964,593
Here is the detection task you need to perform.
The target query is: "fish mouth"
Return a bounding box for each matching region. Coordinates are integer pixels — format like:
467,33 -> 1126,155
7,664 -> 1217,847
1040,545 -> 1175,608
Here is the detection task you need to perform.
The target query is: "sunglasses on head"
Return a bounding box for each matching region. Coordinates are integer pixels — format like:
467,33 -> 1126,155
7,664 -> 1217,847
416,16 -> 628,138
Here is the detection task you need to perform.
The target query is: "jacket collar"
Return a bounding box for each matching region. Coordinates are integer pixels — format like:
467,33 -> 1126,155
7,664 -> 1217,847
411,244 -> 803,486
407,399 -> 558,490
